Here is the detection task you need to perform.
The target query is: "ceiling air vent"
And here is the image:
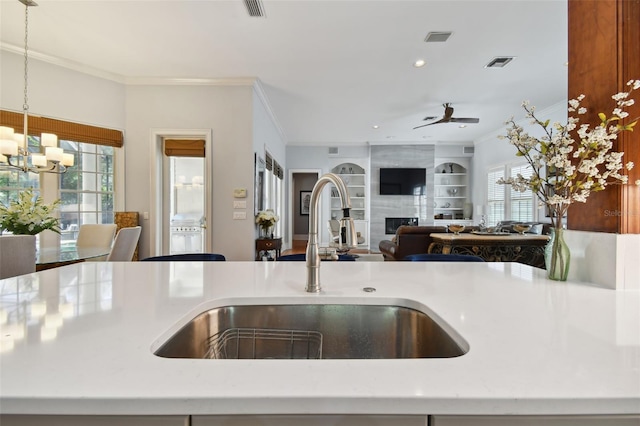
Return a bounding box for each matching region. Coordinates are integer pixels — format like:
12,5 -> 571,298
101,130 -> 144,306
328,147 -> 339,156
463,146 -> 475,155
244,0 -> 265,17
424,31 -> 453,43
485,56 -> 515,68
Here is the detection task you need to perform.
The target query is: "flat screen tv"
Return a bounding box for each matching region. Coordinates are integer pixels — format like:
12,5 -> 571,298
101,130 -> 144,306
379,168 -> 426,195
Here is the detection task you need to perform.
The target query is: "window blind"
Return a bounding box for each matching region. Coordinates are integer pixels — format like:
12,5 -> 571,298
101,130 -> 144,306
0,110 -> 123,148
265,153 -> 273,171
163,139 -> 205,157
487,167 -> 505,226
273,160 -> 284,180
510,163 -> 534,222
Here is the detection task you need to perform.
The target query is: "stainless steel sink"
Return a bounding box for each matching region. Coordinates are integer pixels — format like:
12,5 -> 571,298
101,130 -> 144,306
154,303 -> 468,359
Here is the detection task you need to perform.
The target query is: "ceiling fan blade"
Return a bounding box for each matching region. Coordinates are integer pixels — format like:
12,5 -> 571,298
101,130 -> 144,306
422,116 -> 438,121
449,117 -> 479,123
413,118 -> 447,129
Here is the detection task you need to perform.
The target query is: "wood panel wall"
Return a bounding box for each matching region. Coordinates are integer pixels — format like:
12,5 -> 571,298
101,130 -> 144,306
567,0 -> 640,233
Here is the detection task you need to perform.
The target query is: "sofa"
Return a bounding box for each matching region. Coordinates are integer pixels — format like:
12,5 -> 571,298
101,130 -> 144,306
379,226 -> 447,261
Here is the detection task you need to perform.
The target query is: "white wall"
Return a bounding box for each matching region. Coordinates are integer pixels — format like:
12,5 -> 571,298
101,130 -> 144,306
0,51 -> 125,136
253,88 -> 286,169
125,84 -> 257,260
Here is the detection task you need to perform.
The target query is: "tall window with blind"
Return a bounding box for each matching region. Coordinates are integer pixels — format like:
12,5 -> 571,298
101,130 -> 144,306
486,162 -> 536,226
509,163 -> 534,222
264,152 -> 284,237
486,167 -> 505,226
0,110 -> 123,246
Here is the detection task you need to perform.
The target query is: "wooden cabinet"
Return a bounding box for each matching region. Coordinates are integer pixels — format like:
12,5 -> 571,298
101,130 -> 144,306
434,160 -> 471,225
255,237 -> 282,260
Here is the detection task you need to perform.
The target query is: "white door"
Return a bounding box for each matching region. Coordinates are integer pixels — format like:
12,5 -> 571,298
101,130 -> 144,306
160,137 -> 208,255
164,156 -> 206,254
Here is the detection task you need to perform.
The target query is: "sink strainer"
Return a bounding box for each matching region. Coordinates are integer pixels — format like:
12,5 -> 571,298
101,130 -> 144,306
204,328 -> 323,360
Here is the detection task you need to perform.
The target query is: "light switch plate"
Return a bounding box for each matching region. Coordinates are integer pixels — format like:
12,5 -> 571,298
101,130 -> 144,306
233,211 -> 246,220
233,188 -> 247,198
233,200 -> 247,209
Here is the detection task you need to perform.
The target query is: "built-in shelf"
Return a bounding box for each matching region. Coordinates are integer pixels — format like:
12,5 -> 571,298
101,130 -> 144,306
434,160 -> 471,222
330,162 -> 368,249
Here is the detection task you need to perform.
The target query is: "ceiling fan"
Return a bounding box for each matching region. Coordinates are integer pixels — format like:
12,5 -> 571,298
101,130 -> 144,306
413,103 -> 480,129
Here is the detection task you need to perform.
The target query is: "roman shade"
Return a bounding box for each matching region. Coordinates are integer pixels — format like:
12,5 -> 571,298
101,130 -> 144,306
0,110 -> 123,148
163,139 -> 205,157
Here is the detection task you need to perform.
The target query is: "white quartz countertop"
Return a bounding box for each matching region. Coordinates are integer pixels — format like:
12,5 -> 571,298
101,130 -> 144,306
0,261 -> 638,416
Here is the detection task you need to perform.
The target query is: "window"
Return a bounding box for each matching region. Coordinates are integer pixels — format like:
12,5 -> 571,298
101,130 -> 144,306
486,162 -> 535,226
59,141 -> 116,245
1,110 -> 123,245
264,152 -> 284,237
509,163 -> 534,222
0,135 -> 44,206
487,167 -> 505,226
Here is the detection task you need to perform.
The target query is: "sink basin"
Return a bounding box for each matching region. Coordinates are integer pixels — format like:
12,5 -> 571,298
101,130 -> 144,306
154,303 -> 468,360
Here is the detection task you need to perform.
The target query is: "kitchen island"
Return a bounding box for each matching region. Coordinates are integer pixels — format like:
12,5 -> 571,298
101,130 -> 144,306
0,261 -> 638,425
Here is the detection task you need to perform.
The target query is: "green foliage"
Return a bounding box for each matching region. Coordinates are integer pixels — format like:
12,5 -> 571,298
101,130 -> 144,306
0,188 -> 61,235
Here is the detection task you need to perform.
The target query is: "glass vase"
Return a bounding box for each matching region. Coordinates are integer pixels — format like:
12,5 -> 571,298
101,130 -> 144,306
260,226 -> 272,239
544,227 -> 570,281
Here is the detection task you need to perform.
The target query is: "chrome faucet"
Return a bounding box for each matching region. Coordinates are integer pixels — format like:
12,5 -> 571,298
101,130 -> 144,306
305,173 -> 357,293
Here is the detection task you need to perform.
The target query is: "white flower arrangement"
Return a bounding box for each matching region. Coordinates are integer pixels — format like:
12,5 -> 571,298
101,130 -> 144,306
498,79 -> 640,229
0,188 -> 61,235
255,209 -> 279,230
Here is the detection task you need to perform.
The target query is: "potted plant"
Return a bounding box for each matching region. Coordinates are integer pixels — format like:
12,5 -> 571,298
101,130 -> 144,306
498,79 -> 639,281
0,188 -> 61,236
255,209 -> 279,239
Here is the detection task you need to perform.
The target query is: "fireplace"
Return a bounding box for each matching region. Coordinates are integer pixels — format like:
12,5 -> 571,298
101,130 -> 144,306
385,217 -> 418,234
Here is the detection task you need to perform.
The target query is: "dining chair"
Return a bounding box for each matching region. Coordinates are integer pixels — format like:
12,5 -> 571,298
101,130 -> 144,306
106,226 -> 141,261
76,224 -> 117,249
140,253 -> 226,262
403,253 -> 485,262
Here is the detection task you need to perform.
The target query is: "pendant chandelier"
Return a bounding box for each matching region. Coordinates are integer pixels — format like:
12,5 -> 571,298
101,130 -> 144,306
0,0 -> 73,174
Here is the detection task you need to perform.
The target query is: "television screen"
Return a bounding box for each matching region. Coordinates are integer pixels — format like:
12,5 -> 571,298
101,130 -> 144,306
379,168 -> 426,195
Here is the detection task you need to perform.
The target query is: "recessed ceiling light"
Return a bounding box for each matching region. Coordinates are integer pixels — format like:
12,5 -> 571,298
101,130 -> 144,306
386,136 -> 395,139
413,59 -> 426,68
459,124 -> 467,128
372,125 -> 379,129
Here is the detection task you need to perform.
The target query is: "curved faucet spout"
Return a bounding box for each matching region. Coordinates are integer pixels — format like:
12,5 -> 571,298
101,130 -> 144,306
305,173 -> 357,293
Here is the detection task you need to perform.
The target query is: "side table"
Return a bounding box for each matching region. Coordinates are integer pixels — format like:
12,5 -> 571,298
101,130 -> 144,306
255,237 -> 282,261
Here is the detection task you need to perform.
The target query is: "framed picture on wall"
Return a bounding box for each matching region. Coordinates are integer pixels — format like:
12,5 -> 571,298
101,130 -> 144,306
300,191 -> 312,215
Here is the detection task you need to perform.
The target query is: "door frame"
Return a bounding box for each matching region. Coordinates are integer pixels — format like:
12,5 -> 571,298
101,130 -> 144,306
150,128 -> 213,257
287,168 -> 321,249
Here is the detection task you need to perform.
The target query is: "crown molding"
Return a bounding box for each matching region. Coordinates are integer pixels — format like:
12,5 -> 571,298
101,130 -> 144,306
252,78 -> 288,143
1,42 -> 258,87
126,76 -> 257,86
1,42 -> 127,83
